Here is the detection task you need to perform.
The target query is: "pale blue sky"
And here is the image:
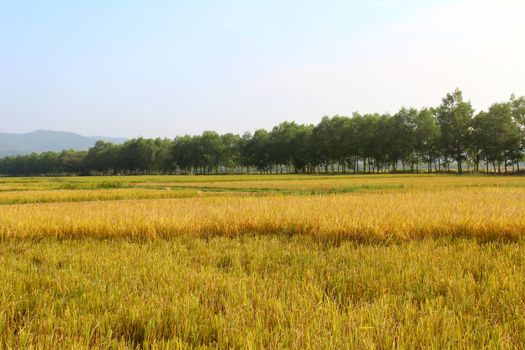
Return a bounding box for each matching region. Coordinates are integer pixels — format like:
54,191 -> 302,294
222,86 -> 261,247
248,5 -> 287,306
1,0 -> 524,137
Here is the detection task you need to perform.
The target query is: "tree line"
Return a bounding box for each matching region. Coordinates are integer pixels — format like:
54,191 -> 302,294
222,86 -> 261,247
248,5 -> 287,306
1,89 -> 524,176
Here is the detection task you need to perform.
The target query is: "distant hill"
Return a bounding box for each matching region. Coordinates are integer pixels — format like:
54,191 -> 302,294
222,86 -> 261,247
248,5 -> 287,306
0,130 -> 127,157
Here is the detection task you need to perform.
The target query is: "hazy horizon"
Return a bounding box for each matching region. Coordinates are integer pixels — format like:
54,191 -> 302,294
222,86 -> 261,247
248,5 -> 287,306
2,0 -> 525,138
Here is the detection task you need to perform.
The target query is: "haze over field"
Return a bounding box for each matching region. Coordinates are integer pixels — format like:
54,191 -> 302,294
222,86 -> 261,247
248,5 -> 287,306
1,0 -> 525,138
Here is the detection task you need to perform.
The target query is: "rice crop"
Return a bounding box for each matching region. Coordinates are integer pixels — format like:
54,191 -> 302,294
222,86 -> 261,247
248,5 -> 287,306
1,187 -> 524,242
0,174 -> 524,348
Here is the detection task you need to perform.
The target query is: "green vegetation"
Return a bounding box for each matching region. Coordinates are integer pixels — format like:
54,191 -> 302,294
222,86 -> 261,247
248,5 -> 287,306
1,90 -> 524,176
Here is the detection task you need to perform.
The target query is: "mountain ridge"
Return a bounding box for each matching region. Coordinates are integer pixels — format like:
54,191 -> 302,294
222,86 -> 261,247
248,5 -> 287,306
0,130 -> 127,157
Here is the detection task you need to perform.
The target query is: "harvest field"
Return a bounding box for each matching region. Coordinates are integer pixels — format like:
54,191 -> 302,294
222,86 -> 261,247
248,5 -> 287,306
1,174 -> 525,348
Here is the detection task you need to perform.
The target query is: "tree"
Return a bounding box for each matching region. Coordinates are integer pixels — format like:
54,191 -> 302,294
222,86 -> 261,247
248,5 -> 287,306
85,141 -> 118,173
153,138 -> 175,172
311,116 -> 349,172
511,94 -> 525,171
470,102 -> 522,173
242,129 -> 272,172
60,150 -> 88,175
511,94 -> 525,127
414,108 -> 440,172
488,102 -> 521,172
390,108 -> 417,171
290,124 -> 314,173
357,113 -> 389,173
118,138 -> 159,173
269,121 -> 313,173
199,131 -> 223,174
435,89 -> 474,173
220,133 -> 242,172
172,135 -> 198,173
1,88 -> 524,176
342,113 -> 364,173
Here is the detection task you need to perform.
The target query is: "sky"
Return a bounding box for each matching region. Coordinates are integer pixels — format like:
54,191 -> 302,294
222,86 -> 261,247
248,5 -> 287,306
1,0 -> 524,138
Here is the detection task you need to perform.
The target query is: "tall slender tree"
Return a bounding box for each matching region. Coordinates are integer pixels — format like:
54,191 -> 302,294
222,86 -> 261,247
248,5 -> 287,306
435,89 -> 474,174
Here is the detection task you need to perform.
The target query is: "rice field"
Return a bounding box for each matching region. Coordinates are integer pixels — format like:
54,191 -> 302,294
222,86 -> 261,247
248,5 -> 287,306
1,174 -> 524,348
